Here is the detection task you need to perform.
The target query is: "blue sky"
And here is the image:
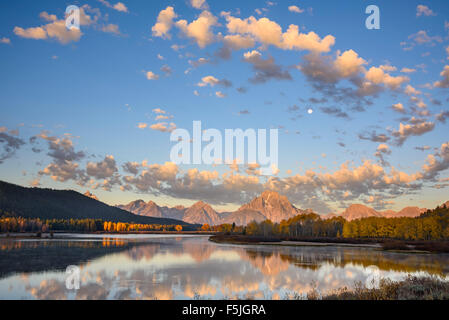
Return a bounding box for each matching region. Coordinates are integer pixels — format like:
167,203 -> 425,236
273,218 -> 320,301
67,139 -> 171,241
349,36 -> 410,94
1,0 -> 449,214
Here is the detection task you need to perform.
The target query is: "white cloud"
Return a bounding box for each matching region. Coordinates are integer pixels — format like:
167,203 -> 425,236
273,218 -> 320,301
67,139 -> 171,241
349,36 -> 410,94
0,37 -> 11,44
176,11 -> 218,48
101,24 -> 121,35
152,6 -> 177,39
215,91 -> 226,98
223,14 -> 335,53
98,0 -> 129,13
364,66 -> 409,90
288,6 -> 304,14
416,5 -> 436,17
392,121 -> 435,146
391,103 -> 406,114
150,122 -> 177,133
146,71 -> 159,80
190,0 -> 208,10
113,2 -> 128,13
197,75 -> 232,87
434,65 -> 449,88
401,67 -> 416,73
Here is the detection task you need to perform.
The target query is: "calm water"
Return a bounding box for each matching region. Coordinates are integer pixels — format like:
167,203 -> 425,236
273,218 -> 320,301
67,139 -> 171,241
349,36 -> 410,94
0,234 -> 448,300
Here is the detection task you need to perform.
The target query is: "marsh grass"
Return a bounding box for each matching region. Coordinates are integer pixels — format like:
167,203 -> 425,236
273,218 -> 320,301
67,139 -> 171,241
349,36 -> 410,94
321,276 -> 449,300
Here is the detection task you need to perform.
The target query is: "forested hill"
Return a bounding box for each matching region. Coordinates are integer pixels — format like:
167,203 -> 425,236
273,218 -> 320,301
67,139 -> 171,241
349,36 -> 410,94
0,180 -> 189,226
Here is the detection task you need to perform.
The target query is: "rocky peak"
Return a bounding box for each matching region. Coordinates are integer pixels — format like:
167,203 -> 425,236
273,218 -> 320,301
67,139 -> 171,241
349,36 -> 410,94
238,190 -> 299,223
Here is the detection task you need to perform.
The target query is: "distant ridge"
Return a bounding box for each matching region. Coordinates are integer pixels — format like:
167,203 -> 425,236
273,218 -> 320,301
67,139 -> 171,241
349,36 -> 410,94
326,204 -> 427,221
118,192 -> 443,225
119,190 -> 308,225
0,180 -> 189,226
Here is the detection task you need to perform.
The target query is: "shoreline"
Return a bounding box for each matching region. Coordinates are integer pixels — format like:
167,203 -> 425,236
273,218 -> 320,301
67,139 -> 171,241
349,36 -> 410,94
209,235 -> 449,254
0,231 -> 215,240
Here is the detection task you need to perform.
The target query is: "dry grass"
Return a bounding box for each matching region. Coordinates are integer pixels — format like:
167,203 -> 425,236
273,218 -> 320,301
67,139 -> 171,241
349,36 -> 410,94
321,276 -> 449,300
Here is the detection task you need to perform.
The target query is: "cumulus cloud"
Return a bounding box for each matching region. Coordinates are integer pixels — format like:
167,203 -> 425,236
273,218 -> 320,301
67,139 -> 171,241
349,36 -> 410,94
150,122 -> 177,133
152,6 -> 177,39
98,1 -> 128,13
391,103 -> 406,114
243,50 -> 292,83
216,34 -> 255,60
222,13 -> 334,53
374,144 -> 391,166
0,131 -> 25,164
436,111 -> 449,123
434,65 -> 449,88
392,120 -> 435,146
197,75 -> 232,87
190,0 -> 208,10
288,6 -> 304,14
401,67 -> 416,73
101,24 -> 121,35
0,37 -> 11,44
215,91 -> 226,98
13,6 -> 103,44
176,11 -> 218,48
86,155 -> 118,179
122,161 -> 140,175
320,106 -> 349,119
160,64 -> 172,76
416,5 -> 436,17
421,142 -> 449,180
358,131 -> 390,143
146,71 -> 159,80
364,66 -> 409,90
406,30 -> 442,47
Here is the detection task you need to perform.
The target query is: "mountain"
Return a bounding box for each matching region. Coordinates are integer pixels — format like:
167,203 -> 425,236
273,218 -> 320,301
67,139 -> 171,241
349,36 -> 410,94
0,180 -> 189,226
237,190 -> 303,223
119,191 -> 307,225
117,200 -> 186,220
182,201 -> 221,225
341,204 -> 383,221
221,209 -> 266,225
160,205 -> 186,220
117,200 -> 163,218
381,207 -> 426,218
338,204 -> 425,221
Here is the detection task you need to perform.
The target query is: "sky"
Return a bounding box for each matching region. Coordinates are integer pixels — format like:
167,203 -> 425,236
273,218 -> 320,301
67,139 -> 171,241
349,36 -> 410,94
1,0 -> 449,214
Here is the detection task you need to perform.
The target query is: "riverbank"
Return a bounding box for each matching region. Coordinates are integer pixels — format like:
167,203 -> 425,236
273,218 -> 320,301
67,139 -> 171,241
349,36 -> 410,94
319,276 -> 449,300
0,231 -> 215,239
209,235 -> 449,253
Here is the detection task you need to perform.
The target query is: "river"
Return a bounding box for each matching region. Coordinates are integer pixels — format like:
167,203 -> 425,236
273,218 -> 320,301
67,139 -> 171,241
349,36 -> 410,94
0,234 -> 448,299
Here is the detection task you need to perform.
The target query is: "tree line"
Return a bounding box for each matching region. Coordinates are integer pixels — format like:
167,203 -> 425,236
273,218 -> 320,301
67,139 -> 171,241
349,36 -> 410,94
216,204 -> 449,241
0,213 -> 184,234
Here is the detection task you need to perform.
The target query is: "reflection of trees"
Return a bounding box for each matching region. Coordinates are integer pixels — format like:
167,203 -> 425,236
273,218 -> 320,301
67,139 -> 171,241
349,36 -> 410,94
0,239 -> 142,279
242,246 -> 449,276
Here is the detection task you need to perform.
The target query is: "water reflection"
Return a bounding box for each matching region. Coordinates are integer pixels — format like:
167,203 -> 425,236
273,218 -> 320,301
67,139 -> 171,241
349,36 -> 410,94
0,235 -> 448,300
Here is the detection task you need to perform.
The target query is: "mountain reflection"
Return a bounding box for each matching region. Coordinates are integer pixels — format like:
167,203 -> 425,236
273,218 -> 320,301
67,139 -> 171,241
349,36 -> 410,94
1,235 -> 449,300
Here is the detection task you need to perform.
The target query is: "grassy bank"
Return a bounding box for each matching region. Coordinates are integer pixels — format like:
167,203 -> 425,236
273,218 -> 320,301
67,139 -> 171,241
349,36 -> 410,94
318,276 -> 449,300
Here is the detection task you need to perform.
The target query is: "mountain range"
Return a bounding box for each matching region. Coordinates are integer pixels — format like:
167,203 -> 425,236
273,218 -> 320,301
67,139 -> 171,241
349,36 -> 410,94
117,190 -> 436,225
1,179 -> 444,227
